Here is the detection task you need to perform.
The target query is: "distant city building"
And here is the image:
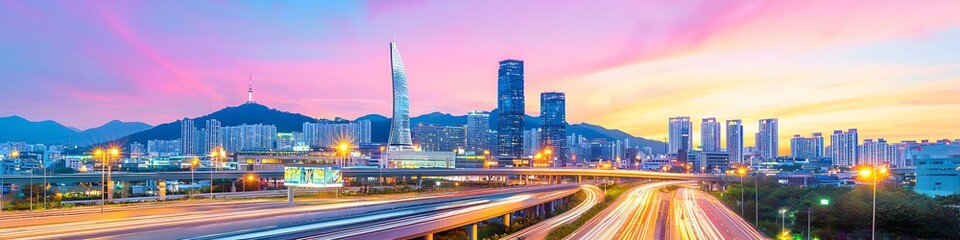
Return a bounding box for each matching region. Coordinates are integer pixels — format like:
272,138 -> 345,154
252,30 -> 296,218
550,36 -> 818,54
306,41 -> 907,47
668,116 -> 693,154
540,92 -> 567,164
221,124 -> 277,152
466,110 -> 491,152
413,123 -> 442,151
147,139 -> 180,157
276,133 -> 295,151
204,119 -> 222,152
859,138 -> 902,166
387,42 -> 414,149
701,118 -> 721,152
756,118 -> 779,159
497,59 -> 525,158
439,126 -> 466,151
523,128 -> 541,157
790,133 -> 824,159
829,129 -> 859,166
302,120 -> 371,148
914,143 -> 960,196
385,150 -> 456,169
180,118 -> 197,155
726,119 -> 744,164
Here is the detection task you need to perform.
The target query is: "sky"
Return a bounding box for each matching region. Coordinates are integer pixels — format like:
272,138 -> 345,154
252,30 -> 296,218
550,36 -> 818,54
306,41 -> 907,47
1,0 -> 959,154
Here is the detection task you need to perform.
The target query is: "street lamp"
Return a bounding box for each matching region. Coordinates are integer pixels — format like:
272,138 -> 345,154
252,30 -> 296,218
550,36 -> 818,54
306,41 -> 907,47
779,208 -> 788,238
857,165 -> 888,240
337,142 -> 350,167
736,166 -> 749,216
209,147 -> 226,199
191,158 -> 199,185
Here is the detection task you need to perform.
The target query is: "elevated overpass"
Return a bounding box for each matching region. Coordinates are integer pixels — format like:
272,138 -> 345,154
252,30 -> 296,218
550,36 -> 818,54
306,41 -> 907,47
0,168 -> 734,185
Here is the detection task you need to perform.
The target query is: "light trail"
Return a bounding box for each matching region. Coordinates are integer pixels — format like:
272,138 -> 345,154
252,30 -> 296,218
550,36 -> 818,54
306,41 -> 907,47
566,181 -> 686,240
667,187 -> 767,240
501,185 -> 604,240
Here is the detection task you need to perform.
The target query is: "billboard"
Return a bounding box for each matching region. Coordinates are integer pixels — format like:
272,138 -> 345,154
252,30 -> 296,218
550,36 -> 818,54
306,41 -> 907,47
284,166 -> 343,188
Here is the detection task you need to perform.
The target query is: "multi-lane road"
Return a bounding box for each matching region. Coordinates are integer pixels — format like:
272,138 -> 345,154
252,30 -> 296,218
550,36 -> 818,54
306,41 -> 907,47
668,187 -> 767,240
3,181 -> 766,240
564,181 -> 766,240
566,181 -> 681,240
0,185 -> 579,240
502,185 -> 604,240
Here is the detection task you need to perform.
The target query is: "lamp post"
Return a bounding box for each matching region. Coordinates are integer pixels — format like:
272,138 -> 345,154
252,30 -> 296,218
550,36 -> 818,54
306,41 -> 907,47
209,148 -> 221,199
755,169 -> 760,227
94,148 -> 104,213
337,143 -> 349,168
105,148 -> 119,210
737,166 -> 748,216
191,158 -> 199,185
858,165 -> 888,240
779,208 -> 787,237
379,146 -> 385,186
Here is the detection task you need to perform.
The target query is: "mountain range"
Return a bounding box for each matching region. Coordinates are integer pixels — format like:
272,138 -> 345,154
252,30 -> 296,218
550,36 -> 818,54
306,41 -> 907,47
0,116 -> 152,146
2,103 -> 666,154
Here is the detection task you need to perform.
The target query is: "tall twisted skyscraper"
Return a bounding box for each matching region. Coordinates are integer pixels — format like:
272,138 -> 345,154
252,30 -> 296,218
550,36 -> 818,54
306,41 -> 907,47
388,42 -> 413,149
497,60 -> 524,157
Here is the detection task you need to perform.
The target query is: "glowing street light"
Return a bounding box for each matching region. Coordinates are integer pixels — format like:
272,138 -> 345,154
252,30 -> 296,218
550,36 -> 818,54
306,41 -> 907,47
857,164 -> 889,240
210,147 -> 227,199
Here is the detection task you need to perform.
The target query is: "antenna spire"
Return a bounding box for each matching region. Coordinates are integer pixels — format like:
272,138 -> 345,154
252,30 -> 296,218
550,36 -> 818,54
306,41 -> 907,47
247,74 -> 253,103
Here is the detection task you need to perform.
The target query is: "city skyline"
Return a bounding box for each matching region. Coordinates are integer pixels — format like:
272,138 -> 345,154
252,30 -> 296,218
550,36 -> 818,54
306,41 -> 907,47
1,1 -> 959,155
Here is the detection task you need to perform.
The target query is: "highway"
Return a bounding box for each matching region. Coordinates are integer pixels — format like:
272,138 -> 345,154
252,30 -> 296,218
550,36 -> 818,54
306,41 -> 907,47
0,168 -> 734,185
667,187 -> 767,240
501,185 -> 604,240
194,184 -> 580,240
566,181 -> 684,240
0,185 -> 576,239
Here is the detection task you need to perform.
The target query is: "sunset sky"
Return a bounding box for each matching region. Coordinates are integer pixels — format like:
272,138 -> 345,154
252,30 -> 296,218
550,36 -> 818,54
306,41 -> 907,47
1,1 -> 959,153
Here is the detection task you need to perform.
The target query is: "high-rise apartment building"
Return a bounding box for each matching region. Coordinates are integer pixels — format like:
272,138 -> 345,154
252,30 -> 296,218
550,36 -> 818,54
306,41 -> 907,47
388,42 -> 413,149
413,123 -> 442,151
726,119 -> 744,164
668,117 -> 693,154
756,118 -> 779,159
147,139 -> 180,157
829,129 -> 859,166
497,59 -> 524,157
466,110 -> 490,152
790,133 -> 824,159
440,126 -> 466,151
204,119 -> 222,152
540,92 -> 567,163
701,118 -> 721,152
220,124 -> 277,152
859,138 -> 902,166
302,120 -> 371,148
523,128 -> 541,157
180,118 -> 197,155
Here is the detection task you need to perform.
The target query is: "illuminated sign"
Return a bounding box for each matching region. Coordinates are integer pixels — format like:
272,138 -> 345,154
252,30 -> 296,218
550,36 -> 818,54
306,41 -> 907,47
284,166 -> 343,188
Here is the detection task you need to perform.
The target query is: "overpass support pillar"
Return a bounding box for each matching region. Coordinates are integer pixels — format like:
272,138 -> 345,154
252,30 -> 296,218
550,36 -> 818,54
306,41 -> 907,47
467,222 -> 478,240
121,181 -> 130,198
503,213 -> 511,227
157,180 -> 167,201
424,233 -> 434,240
577,175 -> 582,183
287,187 -> 294,203
107,180 -> 115,202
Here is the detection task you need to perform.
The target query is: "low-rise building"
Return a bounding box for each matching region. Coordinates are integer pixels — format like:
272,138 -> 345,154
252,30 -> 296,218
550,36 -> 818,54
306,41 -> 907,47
915,143 -> 960,196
